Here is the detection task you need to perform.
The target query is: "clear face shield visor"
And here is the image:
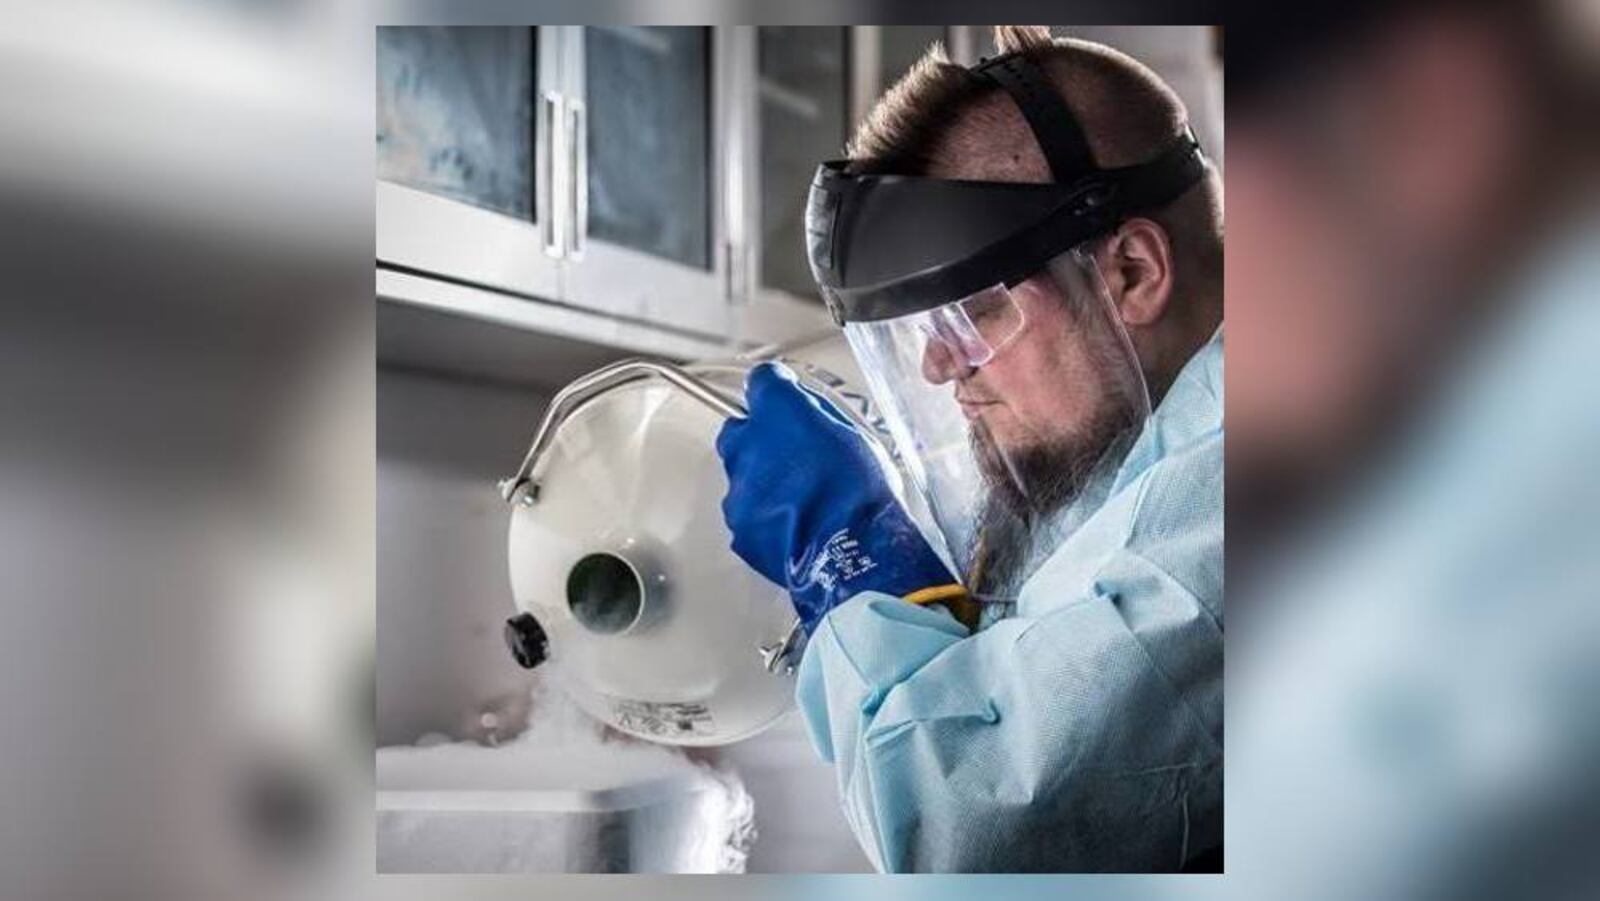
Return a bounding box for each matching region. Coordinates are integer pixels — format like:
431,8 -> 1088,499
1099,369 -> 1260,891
836,244 -> 1151,605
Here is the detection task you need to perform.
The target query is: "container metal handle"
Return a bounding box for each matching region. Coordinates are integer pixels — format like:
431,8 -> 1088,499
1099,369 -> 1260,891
498,358 -> 746,505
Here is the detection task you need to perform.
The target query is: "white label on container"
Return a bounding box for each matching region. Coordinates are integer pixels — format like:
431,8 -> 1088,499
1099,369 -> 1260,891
609,698 -> 716,739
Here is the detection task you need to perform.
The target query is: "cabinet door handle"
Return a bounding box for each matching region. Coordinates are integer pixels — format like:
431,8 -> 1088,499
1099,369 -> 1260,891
566,98 -> 587,260
539,90 -> 566,259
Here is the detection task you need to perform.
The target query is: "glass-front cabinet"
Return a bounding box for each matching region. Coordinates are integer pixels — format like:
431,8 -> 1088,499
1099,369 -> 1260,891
378,25 -> 728,340
563,26 -> 726,335
731,27 -> 955,344
377,26 -> 562,304
377,27 -> 961,353
754,26 -> 847,305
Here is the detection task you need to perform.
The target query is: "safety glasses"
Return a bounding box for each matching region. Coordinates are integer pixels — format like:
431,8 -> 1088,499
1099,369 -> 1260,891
913,283 -> 1029,371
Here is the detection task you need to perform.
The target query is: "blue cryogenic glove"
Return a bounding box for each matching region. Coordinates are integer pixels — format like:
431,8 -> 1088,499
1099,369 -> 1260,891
716,362 -> 966,634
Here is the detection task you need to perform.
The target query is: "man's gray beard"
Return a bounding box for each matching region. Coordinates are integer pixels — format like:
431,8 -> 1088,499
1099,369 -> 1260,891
966,417 -> 1137,605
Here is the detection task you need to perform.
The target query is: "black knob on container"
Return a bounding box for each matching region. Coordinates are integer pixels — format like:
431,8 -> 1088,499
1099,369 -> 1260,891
504,612 -> 548,669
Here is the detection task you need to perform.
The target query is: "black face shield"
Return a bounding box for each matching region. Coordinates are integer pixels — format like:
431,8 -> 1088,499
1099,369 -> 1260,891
805,50 -> 1209,326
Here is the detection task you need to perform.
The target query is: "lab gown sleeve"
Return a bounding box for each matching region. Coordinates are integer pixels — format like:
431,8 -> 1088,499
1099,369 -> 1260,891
794,332 -> 1225,873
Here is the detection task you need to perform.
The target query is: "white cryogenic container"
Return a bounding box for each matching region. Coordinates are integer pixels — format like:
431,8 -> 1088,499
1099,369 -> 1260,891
496,347 -> 911,747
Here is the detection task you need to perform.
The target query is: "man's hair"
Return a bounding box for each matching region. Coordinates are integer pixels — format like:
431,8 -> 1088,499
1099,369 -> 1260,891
849,26 -> 1224,312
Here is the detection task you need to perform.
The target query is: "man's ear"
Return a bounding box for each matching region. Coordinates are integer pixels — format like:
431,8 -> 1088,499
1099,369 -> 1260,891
1097,218 -> 1174,327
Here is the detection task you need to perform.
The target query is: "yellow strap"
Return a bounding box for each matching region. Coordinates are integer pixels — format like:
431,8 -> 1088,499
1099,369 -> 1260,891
903,584 -> 982,631
903,584 -> 969,606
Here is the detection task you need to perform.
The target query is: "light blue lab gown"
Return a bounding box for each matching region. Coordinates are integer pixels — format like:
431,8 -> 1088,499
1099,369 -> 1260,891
795,329 -> 1224,873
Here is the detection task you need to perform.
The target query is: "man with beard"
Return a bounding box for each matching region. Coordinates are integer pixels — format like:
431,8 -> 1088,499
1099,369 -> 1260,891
716,27 -> 1223,872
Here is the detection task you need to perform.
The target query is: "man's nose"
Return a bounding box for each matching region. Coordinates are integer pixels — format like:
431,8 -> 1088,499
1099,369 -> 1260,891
921,337 -> 975,385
